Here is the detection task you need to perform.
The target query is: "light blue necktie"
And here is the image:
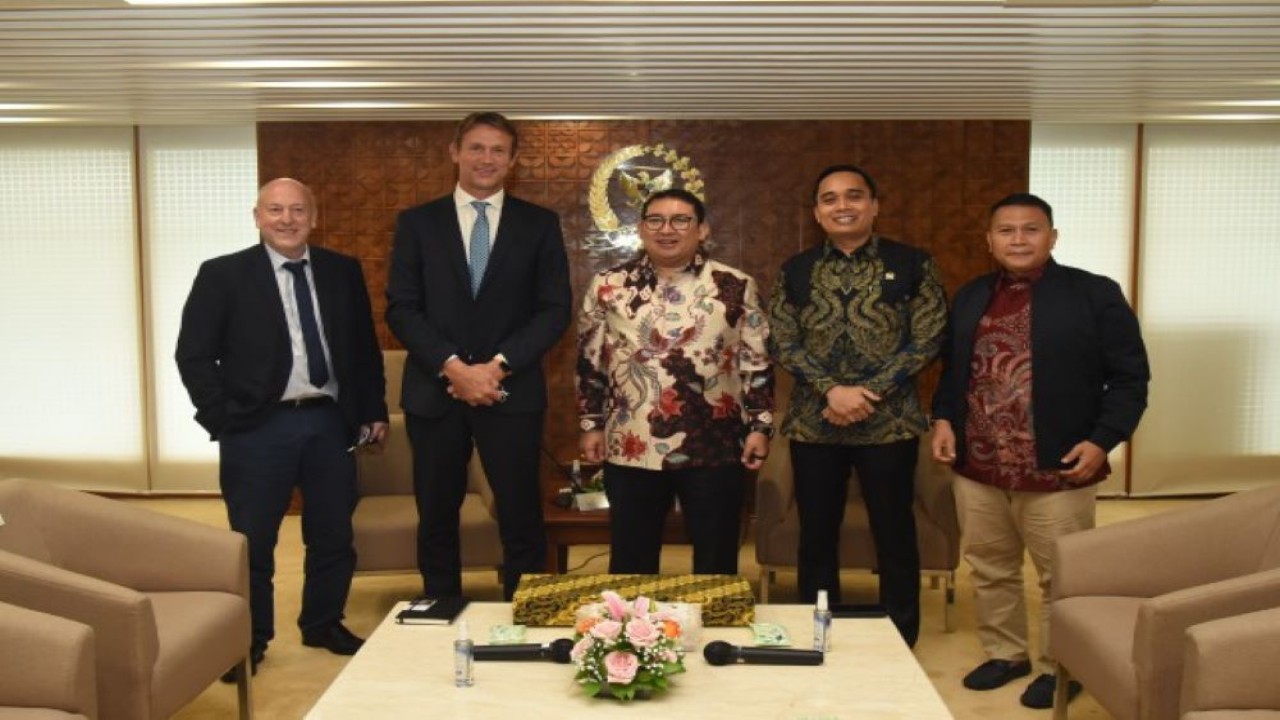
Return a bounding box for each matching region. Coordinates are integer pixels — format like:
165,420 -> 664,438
469,200 -> 491,296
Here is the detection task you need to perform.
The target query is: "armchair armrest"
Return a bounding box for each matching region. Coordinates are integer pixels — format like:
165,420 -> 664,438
36,487 -> 246,597
1133,567 -> 1280,720
1181,605 -> 1280,715
754,436 -> 794,537
1054,491 -> 1273,600
0,602 -> 97,718
913,433 -> 957,531
0,549 -> 159,682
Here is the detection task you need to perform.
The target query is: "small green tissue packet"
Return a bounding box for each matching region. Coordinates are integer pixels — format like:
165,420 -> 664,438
750,622 -> 790,646
488,624 -> 527,644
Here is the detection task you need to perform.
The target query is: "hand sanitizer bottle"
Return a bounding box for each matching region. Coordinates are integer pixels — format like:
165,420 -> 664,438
454,620 -> 474,687
813,589 -> 833,652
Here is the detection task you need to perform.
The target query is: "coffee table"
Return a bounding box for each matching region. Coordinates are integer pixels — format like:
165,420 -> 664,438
307,602 -> 953,719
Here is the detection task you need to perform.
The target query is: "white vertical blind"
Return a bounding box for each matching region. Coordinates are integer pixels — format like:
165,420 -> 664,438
1030,123 -> 1138,494
1132,124 -> 1280,495
0,127 -> 145,490
140,125 -> 258,493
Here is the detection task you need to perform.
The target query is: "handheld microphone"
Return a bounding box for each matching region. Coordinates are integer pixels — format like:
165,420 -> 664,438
702,640 -> 824,666
473,638 -> 574,663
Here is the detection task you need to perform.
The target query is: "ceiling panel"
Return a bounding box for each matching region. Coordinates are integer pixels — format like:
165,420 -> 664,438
1,1 -> 1278,124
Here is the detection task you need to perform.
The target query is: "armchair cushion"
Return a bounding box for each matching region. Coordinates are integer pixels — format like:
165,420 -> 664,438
1181,606 -> 1280,720
0,602 -> 95,720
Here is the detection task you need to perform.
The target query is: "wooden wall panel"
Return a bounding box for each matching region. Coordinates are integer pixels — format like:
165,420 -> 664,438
259,119 -> 1029,462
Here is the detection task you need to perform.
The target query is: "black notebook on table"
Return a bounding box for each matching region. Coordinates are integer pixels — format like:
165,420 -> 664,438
395,596 -> 470,625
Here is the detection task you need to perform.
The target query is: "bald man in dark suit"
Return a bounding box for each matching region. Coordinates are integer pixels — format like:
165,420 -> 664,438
177,178 -> 388,679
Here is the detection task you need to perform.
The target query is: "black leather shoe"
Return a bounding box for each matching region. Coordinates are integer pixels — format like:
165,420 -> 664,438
219,647 -> 265,684
1020,673 -> 1082,709
302,623 -> 365,656
963,658 -> 1033,690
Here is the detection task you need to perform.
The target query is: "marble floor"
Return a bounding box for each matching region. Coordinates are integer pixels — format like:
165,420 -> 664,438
135,496 -> 1195,719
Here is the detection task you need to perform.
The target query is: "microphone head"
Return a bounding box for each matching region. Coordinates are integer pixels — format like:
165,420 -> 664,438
703,640 -> 736,666
548,638 -> 575,664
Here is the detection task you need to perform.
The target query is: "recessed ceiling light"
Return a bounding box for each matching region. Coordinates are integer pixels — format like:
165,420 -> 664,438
271,102 -> 433,110
1166,113 -> 1280,121
229,81 -> 409,89
1204,100 -> 1280,108
0,117 -> 67,124
182,60 -> 369,70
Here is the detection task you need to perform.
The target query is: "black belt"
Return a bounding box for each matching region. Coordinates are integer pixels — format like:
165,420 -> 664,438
280,395 -> 334,408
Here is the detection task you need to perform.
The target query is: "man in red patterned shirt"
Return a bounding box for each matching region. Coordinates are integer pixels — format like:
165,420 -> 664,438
930,193 -> 1150,710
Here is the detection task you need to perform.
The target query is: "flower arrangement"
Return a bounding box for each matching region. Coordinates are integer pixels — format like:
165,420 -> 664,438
570,590 -> 686,701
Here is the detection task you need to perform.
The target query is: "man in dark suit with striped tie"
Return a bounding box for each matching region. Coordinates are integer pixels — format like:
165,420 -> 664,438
176,178 -> 388,680
387,112 -> 572,600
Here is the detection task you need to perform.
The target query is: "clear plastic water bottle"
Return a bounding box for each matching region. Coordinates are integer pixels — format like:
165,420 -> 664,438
454,619 -> 474,687
813,589 -> 833,652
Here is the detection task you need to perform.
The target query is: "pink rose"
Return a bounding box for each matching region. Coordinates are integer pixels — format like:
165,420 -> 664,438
604,650 -> 639,684
591,619 -> 622,642
633,595 -> 651,616
570,636 -> 594,664
602,590 -> 627,620
625,616 -> 662,647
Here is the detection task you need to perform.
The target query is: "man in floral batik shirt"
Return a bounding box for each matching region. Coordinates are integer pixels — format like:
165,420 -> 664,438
577,188 -> 774,575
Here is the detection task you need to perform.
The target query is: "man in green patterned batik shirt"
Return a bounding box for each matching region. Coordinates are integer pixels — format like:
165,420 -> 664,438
767,164 -> 946,648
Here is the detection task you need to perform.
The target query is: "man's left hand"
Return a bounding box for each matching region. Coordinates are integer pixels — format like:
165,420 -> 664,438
1060,440 -> 1106,484
357,421 -> 390,454
741,431 -> 770,470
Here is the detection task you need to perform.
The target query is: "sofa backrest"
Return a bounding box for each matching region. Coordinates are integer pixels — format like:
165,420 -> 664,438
0,479 -> 56,564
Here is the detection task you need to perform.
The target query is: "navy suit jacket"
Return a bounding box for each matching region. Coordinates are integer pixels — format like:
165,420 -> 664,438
385,193 -> 572,417
176,243 -> 387,439
931,259 -> 1150,470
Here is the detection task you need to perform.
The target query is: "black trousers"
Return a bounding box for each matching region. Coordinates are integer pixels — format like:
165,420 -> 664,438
219,402 -> 357,652
790,437 -> 921,647
603,462 -> 745,575
406,405 -> 546,600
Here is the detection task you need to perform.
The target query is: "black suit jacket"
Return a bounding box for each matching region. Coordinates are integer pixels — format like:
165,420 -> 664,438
931,259 -> 1150,470
385,193 -> 571,417
175,243 -> 387,439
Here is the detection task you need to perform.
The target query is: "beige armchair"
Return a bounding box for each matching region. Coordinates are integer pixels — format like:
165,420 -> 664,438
0,478 -> 252,720
754,373 -> 960,628
1051,482 -> 1280,720
352,350 -> 502,578
0,601 -> 96,720
1181,606 -> 1280,720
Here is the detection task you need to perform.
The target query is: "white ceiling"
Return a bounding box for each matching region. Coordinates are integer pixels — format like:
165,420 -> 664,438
2,0 -> 1279,125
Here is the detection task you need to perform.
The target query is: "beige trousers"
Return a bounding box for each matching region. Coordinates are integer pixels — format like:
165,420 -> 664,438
953,476 -> 1096,668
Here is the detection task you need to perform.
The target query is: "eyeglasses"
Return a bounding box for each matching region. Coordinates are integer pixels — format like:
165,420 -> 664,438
640,214 -> 696,232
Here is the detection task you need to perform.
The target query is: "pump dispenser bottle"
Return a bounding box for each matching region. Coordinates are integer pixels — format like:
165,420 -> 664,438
454,620 -> 475,687
813,589 -> 833,652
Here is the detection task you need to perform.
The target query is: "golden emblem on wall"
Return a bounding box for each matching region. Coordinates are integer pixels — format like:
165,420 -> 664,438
584,143 -> 705,267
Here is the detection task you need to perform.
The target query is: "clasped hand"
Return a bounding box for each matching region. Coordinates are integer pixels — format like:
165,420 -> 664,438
822,385 -> 881,426
443,358 -> 507,406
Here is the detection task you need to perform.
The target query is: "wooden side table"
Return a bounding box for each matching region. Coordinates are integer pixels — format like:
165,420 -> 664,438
541,498 -> 688,573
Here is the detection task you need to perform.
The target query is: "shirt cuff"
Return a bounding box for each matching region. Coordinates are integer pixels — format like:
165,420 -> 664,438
748,410 -> 775,438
